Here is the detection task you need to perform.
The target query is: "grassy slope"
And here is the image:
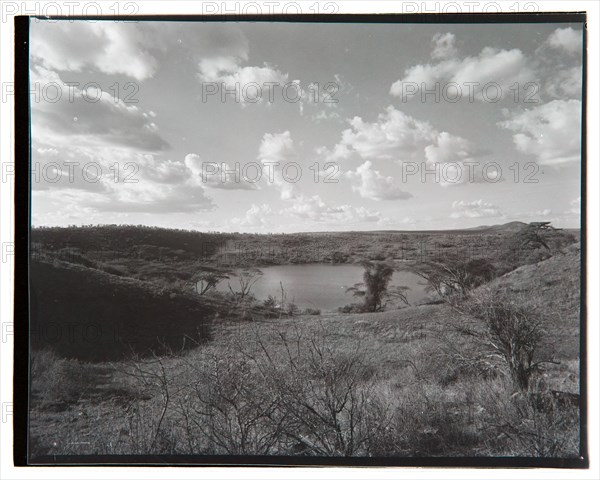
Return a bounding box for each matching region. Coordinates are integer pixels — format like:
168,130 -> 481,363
30,260 -> 274,361
29,242 -> 581,458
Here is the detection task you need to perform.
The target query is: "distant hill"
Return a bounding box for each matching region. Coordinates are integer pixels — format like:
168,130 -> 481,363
467,221 -> 528,233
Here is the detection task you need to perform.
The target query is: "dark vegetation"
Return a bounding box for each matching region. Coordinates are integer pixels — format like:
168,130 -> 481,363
28,222 -> 581,458
344,260 -> 410,313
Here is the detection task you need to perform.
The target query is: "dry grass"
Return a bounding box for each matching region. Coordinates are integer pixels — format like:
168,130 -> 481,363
28,244 -> 581,459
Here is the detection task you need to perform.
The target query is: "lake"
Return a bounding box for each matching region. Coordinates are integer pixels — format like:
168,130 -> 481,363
213,264 -> 429,311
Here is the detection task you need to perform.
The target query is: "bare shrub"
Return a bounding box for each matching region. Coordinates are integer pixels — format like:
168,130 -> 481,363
472,377 -> 579,457
227,268 -> 263,300
30,351 -> 97,410
192,270 -> 229,295
178,324 -> 391,456
459,289 -> 551,391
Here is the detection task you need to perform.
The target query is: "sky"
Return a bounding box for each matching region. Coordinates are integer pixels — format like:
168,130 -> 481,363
29,20 -> 583,232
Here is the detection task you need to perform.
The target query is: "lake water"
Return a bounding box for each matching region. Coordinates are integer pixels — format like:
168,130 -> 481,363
213,264 -> 429,311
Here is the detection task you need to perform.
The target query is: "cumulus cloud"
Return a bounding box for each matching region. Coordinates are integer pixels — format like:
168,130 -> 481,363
97,182 -> 213,213
31,66 -> 170,152
31,22 -> 158,80
424,132 -> 477,165
185,154 -> 257,190
422,131 -> 497,186
535,28 -> 583,100
499,99 -> 581,165
198,56 -> 288,86
345,161 -> 411,201
257,131 -> 299,199
321,106 -> 488,187
545,66 -> 583,99
569,196 -> 581,215
314,144 -> 353,164
32,159 -> 214,215
31,146 -> 110,193
30,21 -> 251,81
332,106 -> 437,161
232,204 -> 273,228
31,145 -> 215,214
391,40 -> 536,101
513,208 -> 553,219
198,55 -> 288,103
136,155 -> 190,184
312,109 -> 342,123
546,27 -> 583,55
450,199 -> 503,219
431,32 -> 458,60
282,195 -> 384,224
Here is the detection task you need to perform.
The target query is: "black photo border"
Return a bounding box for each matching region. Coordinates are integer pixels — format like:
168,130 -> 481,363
13,11 -> 589,468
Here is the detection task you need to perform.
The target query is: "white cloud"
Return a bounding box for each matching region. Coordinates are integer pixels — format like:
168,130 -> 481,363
30,22 -> 251,81
312,109 -> 342,123
345,161 -> 411,201
315,144 -> 352,163
32,161 -> 214,215
31,22 -> 158,80
514,208 -> 553,218
391,42 -> 536,101
545,65 -> 582,99
31,145 -> 217,214
31,146 -> 110,193
450,199 -> 503,219
569,196 -> 581,215
185,154 -> 257,190
431,32 -> 458,60
334,106 -> 437,161
324,106 -> 488,187
499,99 -> 581,165
232,204 -> 272,227
257,131 -> 298,199
424,132 -> 477,165
132,154 -> 189,184
198,55 -> 288,103
282,195 -> 383,224
423,132 -> 495,186
546,27 -> 583,55
98,182 -> 213,213
31,66 -> 169,152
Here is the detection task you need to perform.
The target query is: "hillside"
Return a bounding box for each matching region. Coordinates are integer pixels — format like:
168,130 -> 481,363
28,241 -> 582,459
30,260 -> 273,361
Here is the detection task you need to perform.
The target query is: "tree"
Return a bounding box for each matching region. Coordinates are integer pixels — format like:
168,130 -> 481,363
347,261 -> 404,312
458,290 -> 553,391
517,222 -> 554,251
228,268 -> 263,300
501,222 -> 574,270
192,271 -> 229,295
408,256 -> 496,301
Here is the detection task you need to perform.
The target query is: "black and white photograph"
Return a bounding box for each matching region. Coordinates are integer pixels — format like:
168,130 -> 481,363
11,8 -> 590,468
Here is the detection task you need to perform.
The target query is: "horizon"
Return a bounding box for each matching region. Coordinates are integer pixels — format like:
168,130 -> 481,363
30,219 -> 582,235
29,20 -> 583,232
